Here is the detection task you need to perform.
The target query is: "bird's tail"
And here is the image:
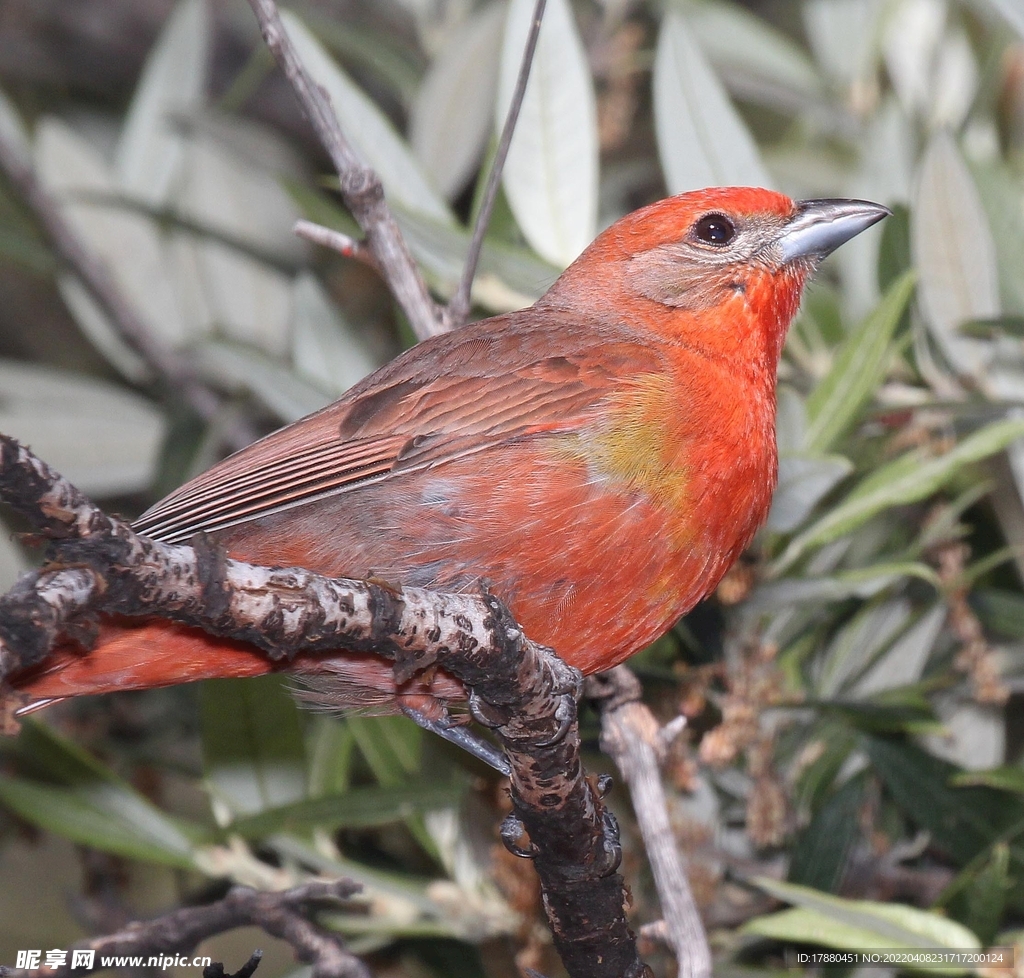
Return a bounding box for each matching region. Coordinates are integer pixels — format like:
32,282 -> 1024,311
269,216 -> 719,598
2,619 -> 465,722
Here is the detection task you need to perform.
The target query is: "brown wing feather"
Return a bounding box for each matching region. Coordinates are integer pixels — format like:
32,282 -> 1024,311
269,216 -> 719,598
135,310 -> 663,544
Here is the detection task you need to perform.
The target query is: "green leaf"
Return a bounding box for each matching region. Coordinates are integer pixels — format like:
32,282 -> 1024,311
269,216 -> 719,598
957,316 -> 1024,340
0,360 -> 165,496
952,766 -> 1024,794
789,774 -> 864,892
0,777 -> 200,868
746,563 -> 939,614
773,418 -> 1024,573
866,736 -> 1022,863
37,118 -> 187,366
950,843 -> 1012,945
229,781 -> 462,838
966,589 -> 1024,643
810,696 -> 937,734
805,271 -> 916,452
978,0 -> 1024,39
0,86 -> 30,169
878,203 -> 911,292
970,162 -> 1024,317
497,0 -> 598,267
347,715 -> 422,786
291,273 -> 380,395
305,17 -> 424,107
685,0 -> 824,106
16,719 -> 122,786
912,131 -> 999,377
308,717 -> 355,798
747,877 -> 981,962
201,675 -> 307,822
194,340 -> 330,423
653,10 -> 770,194
347,715 -> 441,861
767,454 -> 853,533
802,0 -> 883,89
410,3 -> 504,201
279,10 -> 451,224
114,0 -> 209,206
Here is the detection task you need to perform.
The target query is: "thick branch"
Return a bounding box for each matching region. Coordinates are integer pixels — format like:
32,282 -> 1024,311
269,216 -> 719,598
0,436 -> 645,978
245,0 -> 445,340
590,667 -> 711,978
0,880 -> 368,978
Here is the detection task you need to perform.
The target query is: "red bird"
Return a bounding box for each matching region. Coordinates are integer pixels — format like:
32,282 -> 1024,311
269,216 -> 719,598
4,188 -> 887,733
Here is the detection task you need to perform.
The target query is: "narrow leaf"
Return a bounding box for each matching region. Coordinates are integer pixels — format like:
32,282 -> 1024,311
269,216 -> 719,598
497,0 -> 598,267
0,777 -> 199,868
686,0 -> 824,106
291,273 -> 379,395
411,3 -> 505,200
979,0 -> 1024,37
37,118 -> 190,353
280,10 -> 451,223
0,360 -> 164,496
866,736 -> 1021,863
229,781 -> 461,838
789,774 -> 864,892
0,86 -> 31,168
952,766 -> 1024,793
750,877 -> 981,950
805,271 -> 916,452
654,11 -> 770,194
201,676 -> 307,822
774,418 -> 1024,572
912,131 -> 999,377
194,340 -> 330,422
768,454 -> 853,532
115,0 -> 209,205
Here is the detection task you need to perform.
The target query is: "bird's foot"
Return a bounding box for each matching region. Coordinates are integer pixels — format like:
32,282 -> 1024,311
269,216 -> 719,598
402,705 -> 510,775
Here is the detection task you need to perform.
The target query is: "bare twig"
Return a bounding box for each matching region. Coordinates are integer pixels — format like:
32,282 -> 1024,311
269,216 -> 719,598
589,667 -> 712,978
0,437 -> 645,978
448,0 -> 548,326
245,0 -> 445,340
0,119 -> 244,440
0,880 -> 368,978
293,220 -> 378,270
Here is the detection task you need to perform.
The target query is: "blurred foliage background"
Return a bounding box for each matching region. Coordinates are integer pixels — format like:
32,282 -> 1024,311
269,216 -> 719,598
1,0 -> 1024,975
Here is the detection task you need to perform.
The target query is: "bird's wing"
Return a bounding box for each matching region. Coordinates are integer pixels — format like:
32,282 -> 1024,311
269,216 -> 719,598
134,312 -> 663,544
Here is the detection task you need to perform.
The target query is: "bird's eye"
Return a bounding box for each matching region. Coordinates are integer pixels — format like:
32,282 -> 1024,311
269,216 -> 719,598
693,214 -> 735,246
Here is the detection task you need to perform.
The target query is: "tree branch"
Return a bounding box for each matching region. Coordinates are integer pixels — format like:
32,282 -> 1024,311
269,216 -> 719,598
0,436 -> 645,978
448,0 -> 547,326
589,667 -> 712,978
244,0 -> 445,340
0,880 -> 369,978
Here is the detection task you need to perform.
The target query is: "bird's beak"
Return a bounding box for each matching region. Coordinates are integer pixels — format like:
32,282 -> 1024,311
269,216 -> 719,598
776,198 -> 891,263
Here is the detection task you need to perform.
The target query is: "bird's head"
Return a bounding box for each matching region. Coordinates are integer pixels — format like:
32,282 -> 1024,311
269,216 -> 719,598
544,187 -> 889,369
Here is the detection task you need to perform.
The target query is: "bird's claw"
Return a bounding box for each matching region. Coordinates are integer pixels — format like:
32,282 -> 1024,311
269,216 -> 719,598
597,808 -> 623,876
533,691 -> 576,748
500,813 -> 538,859
467,688 -> 504,729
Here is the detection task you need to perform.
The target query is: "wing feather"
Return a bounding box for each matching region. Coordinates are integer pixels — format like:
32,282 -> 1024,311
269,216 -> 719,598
135,311 -> 663,544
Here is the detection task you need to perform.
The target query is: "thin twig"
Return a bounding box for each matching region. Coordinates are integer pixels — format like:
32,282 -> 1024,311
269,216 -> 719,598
0,437 -> 646,978
0,880 -> 367,978
245,0 -> 445,340
448,0 -> 548,327
589,667 -> 712,978
294,220 -> 379,270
